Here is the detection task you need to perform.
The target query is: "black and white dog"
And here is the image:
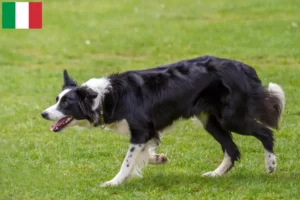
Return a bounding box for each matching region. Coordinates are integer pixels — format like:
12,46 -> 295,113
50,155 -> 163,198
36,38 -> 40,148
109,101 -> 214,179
41,55 -> 285,187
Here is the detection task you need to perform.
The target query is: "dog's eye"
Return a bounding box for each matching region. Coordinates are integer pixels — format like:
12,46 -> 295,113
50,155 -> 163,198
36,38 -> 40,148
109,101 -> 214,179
62,101 -> 68,107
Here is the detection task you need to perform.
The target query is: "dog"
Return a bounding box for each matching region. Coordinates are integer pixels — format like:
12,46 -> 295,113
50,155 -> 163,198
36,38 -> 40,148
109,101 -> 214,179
41,55 -> 285,187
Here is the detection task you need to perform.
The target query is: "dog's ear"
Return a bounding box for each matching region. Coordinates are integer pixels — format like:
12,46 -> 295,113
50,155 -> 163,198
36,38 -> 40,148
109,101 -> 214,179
62,69 -> 77,90
76,86 -> 100,124
76,86 -> 98,101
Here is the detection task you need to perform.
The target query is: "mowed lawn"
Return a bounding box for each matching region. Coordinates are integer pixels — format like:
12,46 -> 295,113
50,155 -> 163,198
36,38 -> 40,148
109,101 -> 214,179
1,0 -> 300,199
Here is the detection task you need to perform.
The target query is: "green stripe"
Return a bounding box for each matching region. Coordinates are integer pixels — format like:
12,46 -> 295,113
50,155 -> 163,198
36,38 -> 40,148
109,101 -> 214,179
2,2 -> 16,29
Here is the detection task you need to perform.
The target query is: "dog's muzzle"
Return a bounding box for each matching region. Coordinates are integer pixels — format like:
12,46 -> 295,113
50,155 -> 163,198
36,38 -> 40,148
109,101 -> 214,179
41,111 -> 49,120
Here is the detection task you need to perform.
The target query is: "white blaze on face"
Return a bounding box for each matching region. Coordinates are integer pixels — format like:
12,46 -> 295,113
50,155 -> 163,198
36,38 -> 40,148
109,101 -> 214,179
43,89 -> 71,120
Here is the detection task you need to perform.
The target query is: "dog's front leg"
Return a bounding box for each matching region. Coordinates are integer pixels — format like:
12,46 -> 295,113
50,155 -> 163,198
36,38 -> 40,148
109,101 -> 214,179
101,143 -> 146,187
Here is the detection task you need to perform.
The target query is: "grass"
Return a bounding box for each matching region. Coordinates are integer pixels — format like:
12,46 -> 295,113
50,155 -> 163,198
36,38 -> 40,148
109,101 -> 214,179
1,0 -> 300,199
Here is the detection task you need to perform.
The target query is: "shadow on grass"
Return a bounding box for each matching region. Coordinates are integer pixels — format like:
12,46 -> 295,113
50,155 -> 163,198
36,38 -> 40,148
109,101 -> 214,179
106,170 -> 300,191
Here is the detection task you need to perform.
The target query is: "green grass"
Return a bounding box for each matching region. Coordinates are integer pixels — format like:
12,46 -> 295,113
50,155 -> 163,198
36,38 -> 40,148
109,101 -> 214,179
1,0 -> 300,199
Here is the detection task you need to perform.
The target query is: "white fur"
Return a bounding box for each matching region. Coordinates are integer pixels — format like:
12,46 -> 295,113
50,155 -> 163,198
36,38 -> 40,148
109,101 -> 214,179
101,144 -> 146,187
268,82 -> 285,112
101,139 -> 158,187
202,151 -> 232,177
82,78 -> 111,110
265,150 -> 276,173
148,150 -> 168,165
43,89 -> 71,120
105,121 -> 168,165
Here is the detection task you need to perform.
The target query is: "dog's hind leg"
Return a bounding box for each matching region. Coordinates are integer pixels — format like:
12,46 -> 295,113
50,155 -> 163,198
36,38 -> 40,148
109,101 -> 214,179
255,124 -> 276,174
241,120 -> 276,173
254,124 -> 276,174
197,114 -> 240,177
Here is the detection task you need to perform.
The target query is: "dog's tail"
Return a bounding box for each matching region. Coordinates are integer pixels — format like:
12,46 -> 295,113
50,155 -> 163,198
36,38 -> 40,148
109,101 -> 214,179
259,83 -> 285,129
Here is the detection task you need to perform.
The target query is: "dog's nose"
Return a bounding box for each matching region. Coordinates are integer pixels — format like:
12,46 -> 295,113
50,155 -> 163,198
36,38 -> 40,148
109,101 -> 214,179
41,111 -> 49,119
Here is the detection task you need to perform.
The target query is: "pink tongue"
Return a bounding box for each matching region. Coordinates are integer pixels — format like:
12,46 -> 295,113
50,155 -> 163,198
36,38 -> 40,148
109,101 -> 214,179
50,118 -> 67,131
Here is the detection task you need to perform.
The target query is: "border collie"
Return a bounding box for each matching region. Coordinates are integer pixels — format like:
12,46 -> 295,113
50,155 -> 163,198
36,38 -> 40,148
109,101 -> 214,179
41,55 -> 285,187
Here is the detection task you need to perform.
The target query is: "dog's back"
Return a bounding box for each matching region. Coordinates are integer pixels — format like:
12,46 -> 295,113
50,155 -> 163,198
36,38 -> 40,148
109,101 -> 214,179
107,55 -> 284,178
108,56 -> 284,131
41,55 -> 285,186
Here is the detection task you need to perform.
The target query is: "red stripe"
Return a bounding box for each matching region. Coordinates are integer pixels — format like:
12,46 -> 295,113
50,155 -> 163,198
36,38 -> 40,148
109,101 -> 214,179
29,2 -> 42,29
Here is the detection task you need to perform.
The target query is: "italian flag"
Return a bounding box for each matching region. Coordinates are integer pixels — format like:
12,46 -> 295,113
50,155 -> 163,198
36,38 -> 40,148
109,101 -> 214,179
2,2 -> 42,29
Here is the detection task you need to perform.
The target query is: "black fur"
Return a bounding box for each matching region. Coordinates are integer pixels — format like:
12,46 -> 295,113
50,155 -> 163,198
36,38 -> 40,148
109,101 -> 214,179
55,83 -> 100,124
51,55 -> 284,171
62,70 -> 77,90
100,55 -> 283,167
55,90 -> 85,120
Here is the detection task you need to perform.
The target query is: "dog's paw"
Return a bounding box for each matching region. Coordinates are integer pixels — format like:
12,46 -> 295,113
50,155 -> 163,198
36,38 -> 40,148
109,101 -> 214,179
265,152 -> 276,173
100,180 -> 121,187
149,154 -> 169,165
202,171 -> 220,177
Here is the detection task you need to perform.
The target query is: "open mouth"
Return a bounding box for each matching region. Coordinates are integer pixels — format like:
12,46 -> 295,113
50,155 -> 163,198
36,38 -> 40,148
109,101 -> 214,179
50,116 -> 73,132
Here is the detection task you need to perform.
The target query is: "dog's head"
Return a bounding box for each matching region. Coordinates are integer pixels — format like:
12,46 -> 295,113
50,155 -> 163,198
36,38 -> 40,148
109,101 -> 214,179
41,70 -> 101,132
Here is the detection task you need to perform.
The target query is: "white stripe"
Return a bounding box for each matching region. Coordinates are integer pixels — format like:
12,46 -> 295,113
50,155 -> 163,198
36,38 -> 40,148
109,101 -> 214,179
265,150 -> 276,173
15,2 -> 29,29
202,151 -> 232,177
213,152 -> 232,175
101,143 -> 147,187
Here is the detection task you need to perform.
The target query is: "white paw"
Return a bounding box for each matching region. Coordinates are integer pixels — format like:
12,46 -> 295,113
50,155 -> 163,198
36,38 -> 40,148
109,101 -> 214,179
149,154 -> 169,165
265,152 -> 276,173
100,180 -> 122,187
202,171 -> 220,177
